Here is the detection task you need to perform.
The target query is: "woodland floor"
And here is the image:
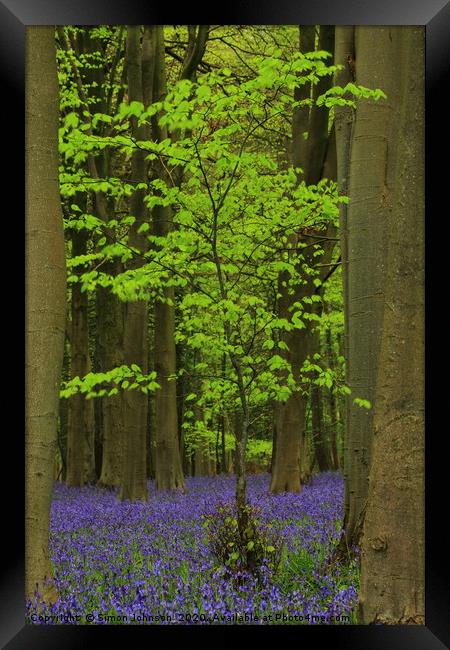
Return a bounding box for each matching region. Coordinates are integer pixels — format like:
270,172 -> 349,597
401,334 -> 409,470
27,473 -> 358,625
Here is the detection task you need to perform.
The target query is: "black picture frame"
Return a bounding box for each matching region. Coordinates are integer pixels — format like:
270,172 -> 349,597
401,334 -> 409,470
2,1 -> 449,647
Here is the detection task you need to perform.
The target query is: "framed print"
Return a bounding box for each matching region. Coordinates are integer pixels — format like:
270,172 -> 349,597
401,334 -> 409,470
2,0 -> 449,647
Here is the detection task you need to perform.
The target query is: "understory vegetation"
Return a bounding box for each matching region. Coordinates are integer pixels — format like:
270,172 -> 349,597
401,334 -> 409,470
28,473 -> 358,625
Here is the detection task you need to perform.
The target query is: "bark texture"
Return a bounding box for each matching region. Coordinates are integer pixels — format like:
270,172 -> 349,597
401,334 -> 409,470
342,27 -> 404,549
334,25 -> 355,520
325,326 -> 340,470
310,334 -> 331,473
25,26 -> 66,602
179,26 -> 209,81
120,25 -> 151,501
271,26 -> 336,493
359,27 -> 424,625
66,228 -> 96,486
96,286 -> 125,487
152,25 -> 185,491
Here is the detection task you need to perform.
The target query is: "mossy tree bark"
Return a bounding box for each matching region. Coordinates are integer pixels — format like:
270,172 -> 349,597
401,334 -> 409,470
359,26 -> 424,625
25,26 -> 66,603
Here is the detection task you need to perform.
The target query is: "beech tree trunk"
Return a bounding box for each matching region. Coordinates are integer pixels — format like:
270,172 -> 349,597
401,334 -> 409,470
66,228 -> 96,486
194,442 -> 213,476
152,25 -> 185,491
120,25 -> 151,501
310,335 -> 331,473
271,25 -> 336,493
192,351 -> 211,476
325,327 -> 340,470
341,26 -> 405,551
359,26 -> 424,624
58,336 -> 70,482
97,285 -> 125,487
334,25 -> 354,501
25,26 -> 66,603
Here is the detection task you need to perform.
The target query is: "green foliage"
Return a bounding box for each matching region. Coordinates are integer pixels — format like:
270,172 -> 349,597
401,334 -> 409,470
246,439 -> 272,466
60,366 -> 160,399
56,26 -> 385,465
317,81 -> 387,108
182,419 -> 235,458
278,547 -> 317,592
353,398 -> 372,410
202,502 -> 283,581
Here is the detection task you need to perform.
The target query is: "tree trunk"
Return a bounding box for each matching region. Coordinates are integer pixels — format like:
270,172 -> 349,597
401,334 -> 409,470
96,285 -> 125,487
359,26 -> 424,624
223,413 -> 233,473
325,327 -> 340,470
152,25 -> 185,491
271,26 -> 336,494
58,337 -> 70,482
25,26 -> 66,603
192,359 -> 211,476
334,25 -> 355,504
60,26 -> 126,490
235,398 -> 249,513
341,27 -> 403,550
179,25 -> 209,82
194,443 -> 211,476
311,359 -> 331,472
147,305 -> 156,479
270,25 -> 315,494
66,229 -> 96,486
120,25 -> 151,501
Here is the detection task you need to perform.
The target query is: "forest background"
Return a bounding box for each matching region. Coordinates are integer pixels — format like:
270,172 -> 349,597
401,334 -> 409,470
25,24 -> 424,626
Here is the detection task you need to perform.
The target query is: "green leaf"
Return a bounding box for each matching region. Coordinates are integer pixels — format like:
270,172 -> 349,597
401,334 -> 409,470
353,397 -> 372,409
137,222 -> 150,234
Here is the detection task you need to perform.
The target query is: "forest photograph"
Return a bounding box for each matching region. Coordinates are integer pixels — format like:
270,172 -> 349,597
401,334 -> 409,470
25,24 -> 424,627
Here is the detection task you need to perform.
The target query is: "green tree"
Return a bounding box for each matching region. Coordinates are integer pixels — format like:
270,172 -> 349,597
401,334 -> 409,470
57,28 -> 383,510
271,25 -> 339,493
108,53 -> 346,515
57,26 -> 127,489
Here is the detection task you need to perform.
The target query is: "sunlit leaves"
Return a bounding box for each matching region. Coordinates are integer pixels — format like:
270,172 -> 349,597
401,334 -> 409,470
317,82 -> 387,109
57,33 -> 383,441
60,365 -> 160,399
353,397 -> 372,409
